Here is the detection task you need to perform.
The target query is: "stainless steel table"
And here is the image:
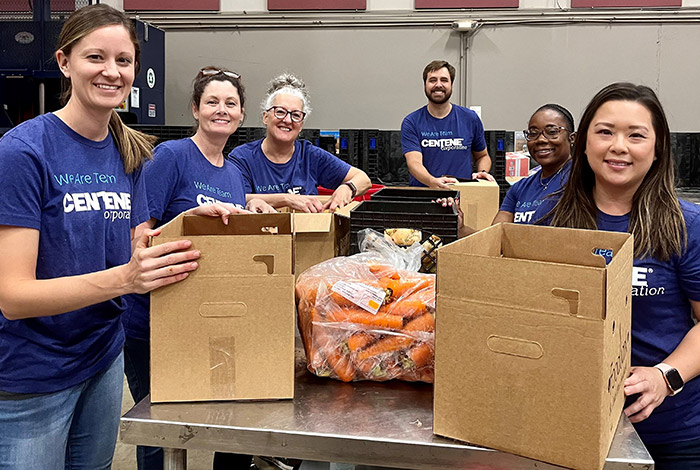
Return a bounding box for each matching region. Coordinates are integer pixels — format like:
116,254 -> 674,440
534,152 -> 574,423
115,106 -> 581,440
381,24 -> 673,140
120,350 -> 654,470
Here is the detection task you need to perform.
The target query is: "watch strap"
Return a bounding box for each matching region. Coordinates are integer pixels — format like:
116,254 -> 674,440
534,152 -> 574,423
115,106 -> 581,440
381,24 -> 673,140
654,362 -> 684,395
343,181 -> 357,198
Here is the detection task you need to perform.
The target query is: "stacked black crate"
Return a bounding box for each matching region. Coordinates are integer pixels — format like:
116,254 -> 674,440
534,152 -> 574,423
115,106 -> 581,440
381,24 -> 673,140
317,134 -> 338,155
338,130 -> 361,166
299,128 -> 321,146
223,127 -> 265,160
237,127 -> 266,145
485,130 -> 513,204
362,130 -> 381,182
377,130 -> 409,186
671,133 -> 700,188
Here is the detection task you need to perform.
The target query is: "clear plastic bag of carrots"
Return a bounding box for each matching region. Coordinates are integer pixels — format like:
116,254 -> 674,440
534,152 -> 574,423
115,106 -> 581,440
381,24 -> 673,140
296,252 -> 435,383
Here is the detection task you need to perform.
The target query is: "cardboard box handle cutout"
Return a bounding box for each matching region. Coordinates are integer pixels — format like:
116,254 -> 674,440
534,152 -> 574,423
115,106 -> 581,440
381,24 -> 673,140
551,288 -> 580,315
199,302 -> 247,318
487,335 -> 544,359
253,254 -> 275,274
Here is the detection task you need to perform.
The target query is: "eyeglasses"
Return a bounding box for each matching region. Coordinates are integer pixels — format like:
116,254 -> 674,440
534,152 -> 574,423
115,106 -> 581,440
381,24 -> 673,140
523,126 -> 568,141
200,68 -> 241,79
267,106 -> 306,123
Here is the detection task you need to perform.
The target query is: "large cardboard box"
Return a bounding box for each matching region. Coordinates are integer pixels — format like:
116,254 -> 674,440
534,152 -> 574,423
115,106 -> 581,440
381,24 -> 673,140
282,198 -> 358,277
150,213 -> 295,403
446,180 -> 499,231
434,223 -> 633,470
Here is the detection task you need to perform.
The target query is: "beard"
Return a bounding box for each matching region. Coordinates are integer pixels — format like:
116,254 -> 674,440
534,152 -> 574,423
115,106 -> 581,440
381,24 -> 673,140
425,86 -> 452,104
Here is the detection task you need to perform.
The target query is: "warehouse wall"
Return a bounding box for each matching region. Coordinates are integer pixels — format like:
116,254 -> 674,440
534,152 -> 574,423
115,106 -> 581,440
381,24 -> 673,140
469,23 -> 700,132
164,28 -> 461,130
103,0 -> 700,131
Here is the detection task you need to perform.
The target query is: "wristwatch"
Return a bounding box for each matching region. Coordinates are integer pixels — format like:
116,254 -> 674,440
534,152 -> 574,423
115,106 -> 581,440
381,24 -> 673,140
654,363 -> 684,396
343,181 -> 357,199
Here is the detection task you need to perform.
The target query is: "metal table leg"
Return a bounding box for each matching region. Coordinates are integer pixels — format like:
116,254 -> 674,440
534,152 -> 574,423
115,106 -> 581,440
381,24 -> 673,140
163,448 -> 187,470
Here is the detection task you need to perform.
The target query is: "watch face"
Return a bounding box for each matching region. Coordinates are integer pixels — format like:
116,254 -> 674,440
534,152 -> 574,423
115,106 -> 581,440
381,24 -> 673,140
666,368 -> 684,391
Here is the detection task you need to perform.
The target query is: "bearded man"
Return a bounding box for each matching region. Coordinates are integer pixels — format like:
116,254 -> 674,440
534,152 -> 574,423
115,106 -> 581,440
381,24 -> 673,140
401,60 -> 493,187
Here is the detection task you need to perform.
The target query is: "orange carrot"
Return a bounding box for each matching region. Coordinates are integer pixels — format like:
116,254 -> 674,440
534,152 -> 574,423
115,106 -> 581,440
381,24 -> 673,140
311,320 -> 356,382
303,308 -> 325,370
380,298 -> 428,319
404,342 -> 433,369
356,334 -> 415,361
347,331 -> 377,352
404,313 -> 435,332
323,348 -> 355,382
326,308 -> 404,330
378,277 -> 430,300
353,356 -> 384,378
368,263 -> 397,278
406,285 -> 435,305
419,369 -> 435,383
353,356 -> 401,381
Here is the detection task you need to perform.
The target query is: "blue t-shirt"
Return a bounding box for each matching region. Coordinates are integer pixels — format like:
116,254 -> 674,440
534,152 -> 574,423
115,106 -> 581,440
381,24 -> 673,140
500,160 -> 571,224
0,113 -> 148,394
535,198 -> 700,445
229,139 -> 351,195
401,104 -> 487,187
122,137 -> 247,341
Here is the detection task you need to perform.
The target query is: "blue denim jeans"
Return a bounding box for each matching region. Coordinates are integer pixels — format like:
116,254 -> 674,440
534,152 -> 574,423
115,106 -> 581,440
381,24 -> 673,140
0,351 -> 124,470
646,436 -> 700,470
123,336 -> 163,470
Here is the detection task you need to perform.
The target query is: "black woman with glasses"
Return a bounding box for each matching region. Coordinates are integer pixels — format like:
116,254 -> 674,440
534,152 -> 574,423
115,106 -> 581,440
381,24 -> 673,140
121,66 -> 274,470
491,104 -> 575,225
230,73 -> 371,213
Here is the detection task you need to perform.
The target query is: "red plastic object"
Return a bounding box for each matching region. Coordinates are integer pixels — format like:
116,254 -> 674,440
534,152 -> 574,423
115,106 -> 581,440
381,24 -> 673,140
317,184 -> 385,202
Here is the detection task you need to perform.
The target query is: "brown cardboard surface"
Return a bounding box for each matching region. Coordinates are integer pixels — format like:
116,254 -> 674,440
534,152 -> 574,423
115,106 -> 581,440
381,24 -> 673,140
447,180 -> 499,230
150,212 -> 295,403
285,199 -> 359,277
434,223 -> 633,470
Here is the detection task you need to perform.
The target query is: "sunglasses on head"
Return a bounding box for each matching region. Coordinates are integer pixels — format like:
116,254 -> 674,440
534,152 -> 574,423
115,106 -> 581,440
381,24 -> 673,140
200,68 -> 241,79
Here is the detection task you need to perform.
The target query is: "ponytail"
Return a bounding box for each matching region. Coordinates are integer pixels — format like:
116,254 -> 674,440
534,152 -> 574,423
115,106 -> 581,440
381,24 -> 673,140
108,110 -> 157,174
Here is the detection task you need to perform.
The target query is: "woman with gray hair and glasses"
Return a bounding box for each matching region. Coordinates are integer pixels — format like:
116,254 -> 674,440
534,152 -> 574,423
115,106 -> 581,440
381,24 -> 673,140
230,73 -> 371,213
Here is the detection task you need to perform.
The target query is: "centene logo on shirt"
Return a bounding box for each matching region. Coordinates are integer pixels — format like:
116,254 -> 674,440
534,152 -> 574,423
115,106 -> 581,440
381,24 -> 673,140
63,191 -> 131,222
514,211 -> 535,223
632,266 -> 665,297
420,138 -> 468,151
196,194 -> 244,209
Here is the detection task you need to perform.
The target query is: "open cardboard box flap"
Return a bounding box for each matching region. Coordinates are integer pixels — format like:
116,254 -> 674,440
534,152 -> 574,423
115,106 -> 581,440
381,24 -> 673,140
152,212 -> 293,276
438,224 -> 634,320
441,223 -> 630,267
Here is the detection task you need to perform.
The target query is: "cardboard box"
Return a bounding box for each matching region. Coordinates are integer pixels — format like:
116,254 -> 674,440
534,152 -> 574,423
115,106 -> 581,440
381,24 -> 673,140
446,179 -> 499,231
150,213 -> 295,403
506,152 -> 530,177
281,198 -> 358,277
434,223 -> 633,470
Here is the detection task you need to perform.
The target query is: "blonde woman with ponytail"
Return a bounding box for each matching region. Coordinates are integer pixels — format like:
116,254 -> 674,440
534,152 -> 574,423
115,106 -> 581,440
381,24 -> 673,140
0,5 -> 226,468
